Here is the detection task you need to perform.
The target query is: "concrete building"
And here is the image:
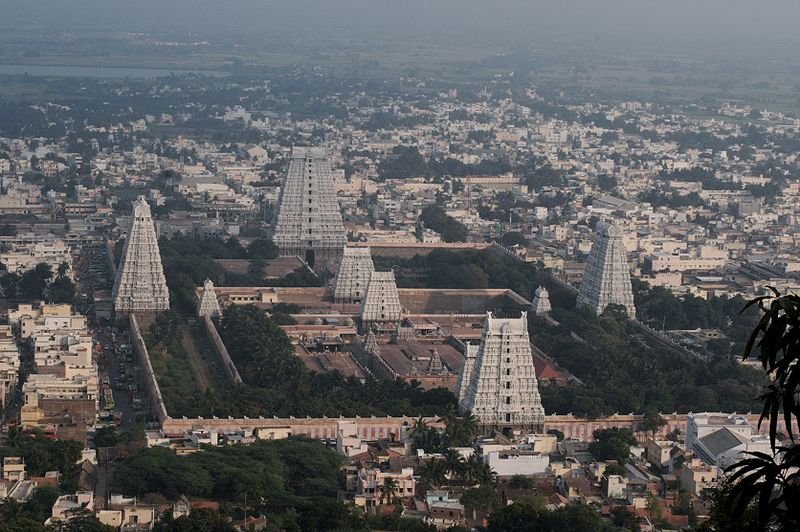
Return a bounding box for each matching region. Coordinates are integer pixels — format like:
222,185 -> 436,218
459,312 -> 546,433
112,197 -> 170,313
48,491 -> 95,524
486,450 -> 550,477
272,147 -> 347,270
97,494 -> 157,530
686,412 -> 770,469
2,457 -> 26,482
0,237 -> 72,275
355,467 -> 416,509
678,458 -> 718,497
577,222 -> 636,318
333,246 -> 375,303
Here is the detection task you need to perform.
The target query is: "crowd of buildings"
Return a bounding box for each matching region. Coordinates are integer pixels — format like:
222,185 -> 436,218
1,67 -> 796,529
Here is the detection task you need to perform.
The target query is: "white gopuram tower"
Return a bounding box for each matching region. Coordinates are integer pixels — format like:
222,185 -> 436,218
360,271 -> 403,327
459,312 -> 546,434
197,279 -> 221,318
271,147 -> 347,270
577,221 -> 636,318
333,246 -> 375,303
112,196 -> 170,314
531,286 -> 552,317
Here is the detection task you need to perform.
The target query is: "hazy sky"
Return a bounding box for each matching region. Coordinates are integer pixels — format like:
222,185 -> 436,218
3,1 -> 799,57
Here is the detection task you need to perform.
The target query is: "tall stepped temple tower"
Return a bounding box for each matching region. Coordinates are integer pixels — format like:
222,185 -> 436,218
360,271 -> 403,327
112,197 -> 170,314
458,312 -> 546,434
576,221 -> 636,318
271,147 -> 347,270
197,279 -> 222,318
333,246 -> 375,303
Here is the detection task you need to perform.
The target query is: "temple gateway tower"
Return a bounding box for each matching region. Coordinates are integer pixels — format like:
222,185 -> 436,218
333,246 -> 375,303
271,147 -> 347,270
360,271 -> 403,328
112,197 -> 170,314
458,312 -> 546,434
576,221 -> 636,318
197,279 -> 221,318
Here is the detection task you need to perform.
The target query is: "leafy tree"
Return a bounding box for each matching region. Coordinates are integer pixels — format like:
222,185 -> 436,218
508,475 -> 535,490
612,506 -> 640,531
596,174 -> 617,192
19,262 -> 53,299
248,256 -> 266,277
460,485 -> 499,514
94,426 -> 120,448
378,146 -> 428,180
646,493 -> 663,523
419,205 -> 468,243
589,428 -> 636,465
500,231 -> 528,248
638,411 -> 667,437
48,270 -> 76,304
717,291 -> 800,529
246,239 -> 279,259
488,499 -> 615,532
605,463 -> 627,477
0,271 -> 19,298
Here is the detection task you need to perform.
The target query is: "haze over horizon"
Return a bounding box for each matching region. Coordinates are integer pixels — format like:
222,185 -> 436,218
2,0 -> 799,60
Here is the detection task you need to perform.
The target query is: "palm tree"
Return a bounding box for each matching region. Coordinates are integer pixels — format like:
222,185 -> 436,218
463,454 -> 482,486
476,461 -> 498,487
6,426 -> 25,448
56,261 -> 70,279
438,403 -> 459,427
420,459 -> 448,488
460,411 -> 479,441
379,477 -> 399,505
443,448 -> 465,482
410,415 -> 428,438
0,497 -> 24,523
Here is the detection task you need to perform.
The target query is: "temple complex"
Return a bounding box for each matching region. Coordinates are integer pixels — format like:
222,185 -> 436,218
576,221 -> 636,318
360,271 -> 403,328
459,312 -> 546,434
112,197 -> 170,314
531,286 -> 552,317
333,247 -> 375,303
197,279 -> 222,318
271,147 -> 347,270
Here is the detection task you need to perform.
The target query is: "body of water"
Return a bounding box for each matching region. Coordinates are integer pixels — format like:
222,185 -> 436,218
0,63 -> 230,79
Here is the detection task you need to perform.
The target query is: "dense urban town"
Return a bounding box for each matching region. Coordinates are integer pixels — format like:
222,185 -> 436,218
1,2 -> 800,532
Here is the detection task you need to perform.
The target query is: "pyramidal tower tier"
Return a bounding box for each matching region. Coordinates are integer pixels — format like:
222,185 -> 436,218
271,147 -> 347,270
333,246 -> 375,303
459,312 -> 545,433
360,271 -> 403,326
112,196 -> 170,313
197,279 -> 221,318
455,343 -> 479,404
576,221 -> 636,318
